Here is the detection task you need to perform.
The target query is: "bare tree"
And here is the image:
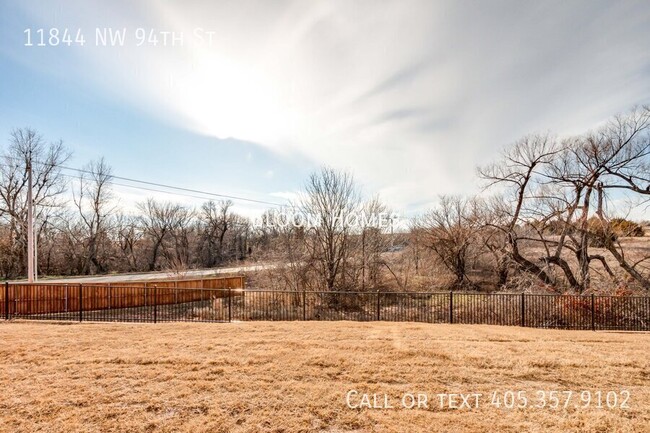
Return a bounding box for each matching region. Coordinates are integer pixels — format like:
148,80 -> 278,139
573,107 -> 650,289
254,210 -> 309,294
598,106 -> 650,197
138,199 -> 192,271
115,214 -> 143,272
72,158 -> 115,274
479,107 -> 650,292
198,200 -> 233,267
359,197 -> 388,291
165,207 -> 195,271
420,195 -> 482,289
478,134 -> 560,288
230,213 -> 251,261
0,128 -> 70,277
300,167 -> 361,291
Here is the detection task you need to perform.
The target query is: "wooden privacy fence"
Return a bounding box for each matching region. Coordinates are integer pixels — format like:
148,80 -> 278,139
0,276 -> 244,316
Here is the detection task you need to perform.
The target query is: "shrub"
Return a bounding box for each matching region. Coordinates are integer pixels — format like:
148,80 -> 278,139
610,218 -> 645,237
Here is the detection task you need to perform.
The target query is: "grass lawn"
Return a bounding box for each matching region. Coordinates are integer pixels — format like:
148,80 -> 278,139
0,321 -> 648,432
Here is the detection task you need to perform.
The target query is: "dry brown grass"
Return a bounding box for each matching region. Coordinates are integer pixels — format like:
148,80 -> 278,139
0,321 -> 648,433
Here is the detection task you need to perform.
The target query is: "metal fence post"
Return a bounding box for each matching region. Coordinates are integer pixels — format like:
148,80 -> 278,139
521,293 -> 525,327
302,290 -> 306,321
4,281 -> 8,320
591,293 -> 595,331
78,284 -> 83,322
449,291 -> 453,324
376,290 -> 381,321
228,288 -> 232,322
153,285 -> 158,324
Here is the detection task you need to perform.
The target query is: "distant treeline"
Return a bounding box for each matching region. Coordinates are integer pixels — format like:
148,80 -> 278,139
2,106 -> 650,294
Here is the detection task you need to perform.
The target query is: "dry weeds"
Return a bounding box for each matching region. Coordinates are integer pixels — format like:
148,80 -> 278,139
0,321 -> 648,432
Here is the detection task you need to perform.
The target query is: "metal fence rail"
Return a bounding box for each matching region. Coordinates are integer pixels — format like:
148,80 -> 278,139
2,284 -> 649,331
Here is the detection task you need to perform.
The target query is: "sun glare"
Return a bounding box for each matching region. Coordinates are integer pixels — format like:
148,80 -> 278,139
174,52 -> 286,145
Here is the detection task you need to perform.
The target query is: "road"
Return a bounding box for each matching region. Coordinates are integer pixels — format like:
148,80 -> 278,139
24,263 -> 272,283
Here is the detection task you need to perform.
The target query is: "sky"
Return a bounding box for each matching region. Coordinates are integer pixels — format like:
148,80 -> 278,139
1,0 -> 649,221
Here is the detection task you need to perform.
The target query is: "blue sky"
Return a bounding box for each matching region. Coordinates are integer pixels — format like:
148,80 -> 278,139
1,0 -> 649,219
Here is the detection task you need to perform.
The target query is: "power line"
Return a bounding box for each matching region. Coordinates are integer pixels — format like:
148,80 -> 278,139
0,161 -> 253,203
58,171 -> 222,202
1,156 -> 289,207
58,163 -> 287,206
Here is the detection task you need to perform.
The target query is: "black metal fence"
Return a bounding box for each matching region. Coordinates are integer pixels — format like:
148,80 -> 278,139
2,284 -> 649,331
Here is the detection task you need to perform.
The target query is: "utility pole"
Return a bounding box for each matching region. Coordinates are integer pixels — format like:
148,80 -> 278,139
27,157 -> 34,283
34,223 -> 38,281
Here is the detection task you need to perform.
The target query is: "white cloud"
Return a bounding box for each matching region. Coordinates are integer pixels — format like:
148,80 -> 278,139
11,0 -> 650,214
